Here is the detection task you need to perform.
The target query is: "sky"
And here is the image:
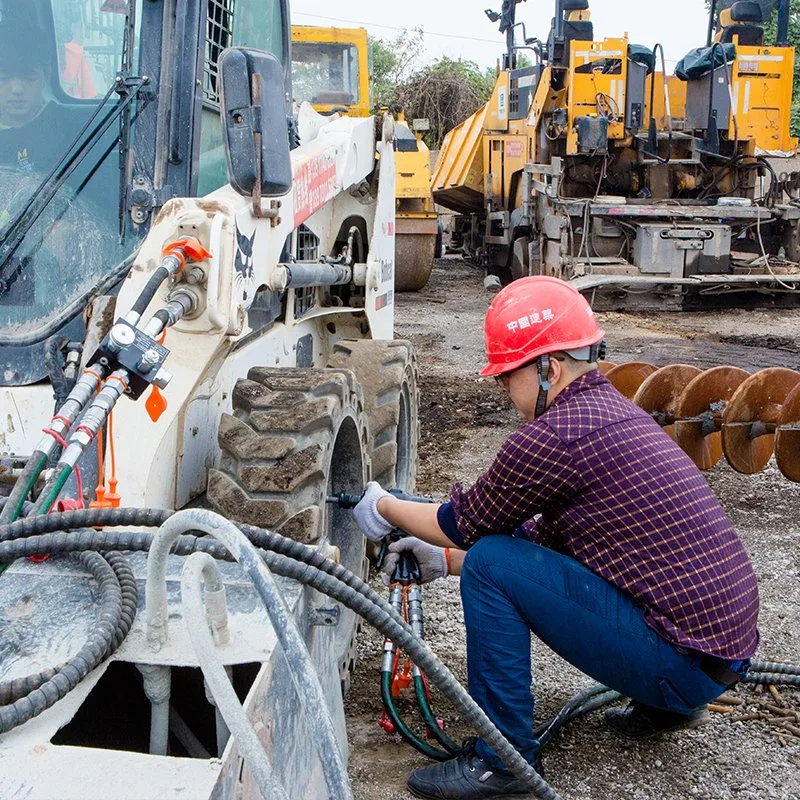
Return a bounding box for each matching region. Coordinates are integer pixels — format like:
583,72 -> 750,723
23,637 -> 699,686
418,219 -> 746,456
290,0 -> 712,71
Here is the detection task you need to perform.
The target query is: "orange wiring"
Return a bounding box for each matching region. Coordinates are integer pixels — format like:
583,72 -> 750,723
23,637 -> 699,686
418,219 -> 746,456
97,428 -> 104,482
106,411 -> 121,507
90,428 -> 111,508
108,412 -> 116,477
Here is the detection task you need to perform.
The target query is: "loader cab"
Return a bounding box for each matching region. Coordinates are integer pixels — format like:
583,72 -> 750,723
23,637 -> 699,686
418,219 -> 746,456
0,0 -> 292,386
289,25 -> 371,118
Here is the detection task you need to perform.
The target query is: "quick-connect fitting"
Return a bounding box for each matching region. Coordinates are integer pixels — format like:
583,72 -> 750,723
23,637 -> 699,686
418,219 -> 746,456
33,365 -> 107,459
142,290 -> 197,338
122,239 -> 212,327
57,370 -> 128,470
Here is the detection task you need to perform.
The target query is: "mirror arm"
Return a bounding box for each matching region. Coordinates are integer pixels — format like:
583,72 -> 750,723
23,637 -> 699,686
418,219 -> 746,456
251,73 -> 265,218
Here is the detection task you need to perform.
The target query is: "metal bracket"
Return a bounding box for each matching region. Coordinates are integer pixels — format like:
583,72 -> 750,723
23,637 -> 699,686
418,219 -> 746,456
128,177 -> 173,225
309,605 -> 341,627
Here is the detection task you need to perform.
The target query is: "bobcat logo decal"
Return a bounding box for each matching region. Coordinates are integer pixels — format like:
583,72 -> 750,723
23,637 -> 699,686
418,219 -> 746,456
234,224 -> 257,304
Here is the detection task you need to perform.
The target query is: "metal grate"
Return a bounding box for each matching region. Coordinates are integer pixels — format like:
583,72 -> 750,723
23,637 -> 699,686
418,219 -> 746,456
509,78 -> 520,117
204,0 -> 235,104
296,225 -> 320,262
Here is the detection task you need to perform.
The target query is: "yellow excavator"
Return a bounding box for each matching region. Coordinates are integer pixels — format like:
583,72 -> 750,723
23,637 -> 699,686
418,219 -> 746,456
432,0 -> 800,310
291,24 -> 439,291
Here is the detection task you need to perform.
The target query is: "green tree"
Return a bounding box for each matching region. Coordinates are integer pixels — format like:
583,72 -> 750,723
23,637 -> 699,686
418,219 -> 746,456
393,57 -> 496,148
368,30 -> 425,109
369,36 -> 398,108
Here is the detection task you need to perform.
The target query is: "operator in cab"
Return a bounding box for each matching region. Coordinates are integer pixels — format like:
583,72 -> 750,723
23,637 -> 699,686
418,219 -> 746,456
353,277 -> 760,800
0,25 -> 64,174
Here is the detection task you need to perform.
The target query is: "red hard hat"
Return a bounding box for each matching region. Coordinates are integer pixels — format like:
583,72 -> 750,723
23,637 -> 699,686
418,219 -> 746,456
480,276 -> 605,377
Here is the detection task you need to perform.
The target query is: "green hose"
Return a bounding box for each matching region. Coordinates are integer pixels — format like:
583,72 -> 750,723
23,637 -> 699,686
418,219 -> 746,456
381,670 -> 450,761
0,451 -> 46,525
31,464 -> 72,516
413,673 -> 462,754
0,451 -> 48,578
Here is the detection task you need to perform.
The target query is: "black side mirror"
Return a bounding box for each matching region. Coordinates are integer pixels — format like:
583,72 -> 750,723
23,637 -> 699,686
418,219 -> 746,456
219,47 -> 292,199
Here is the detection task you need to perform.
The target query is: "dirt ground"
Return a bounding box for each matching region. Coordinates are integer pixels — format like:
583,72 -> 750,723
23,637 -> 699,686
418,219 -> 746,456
345,257 -> 800,800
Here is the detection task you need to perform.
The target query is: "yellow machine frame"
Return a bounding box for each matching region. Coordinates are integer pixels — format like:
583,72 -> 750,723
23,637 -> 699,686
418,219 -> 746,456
431,0 -> 800,308
728,42 -> 797,155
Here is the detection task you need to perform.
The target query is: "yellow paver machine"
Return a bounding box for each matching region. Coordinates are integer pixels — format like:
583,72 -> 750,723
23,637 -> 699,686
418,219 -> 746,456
292,25 -> 438,291
432,0 -> 800,309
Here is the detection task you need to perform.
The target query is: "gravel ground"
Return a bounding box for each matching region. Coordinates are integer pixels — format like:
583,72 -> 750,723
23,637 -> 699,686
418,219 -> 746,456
345,257 -> 800,800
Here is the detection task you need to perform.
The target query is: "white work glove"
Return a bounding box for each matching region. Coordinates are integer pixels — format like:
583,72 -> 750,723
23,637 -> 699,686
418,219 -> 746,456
353,481 -> 394,542
381,537 -> 450,586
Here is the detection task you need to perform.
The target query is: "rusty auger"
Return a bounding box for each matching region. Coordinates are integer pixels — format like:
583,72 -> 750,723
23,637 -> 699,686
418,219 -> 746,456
601,361 -> 800,483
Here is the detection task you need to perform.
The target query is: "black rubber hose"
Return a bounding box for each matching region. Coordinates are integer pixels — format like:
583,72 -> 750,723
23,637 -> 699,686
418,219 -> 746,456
0,552 -> 137,706
0,526 -> 556,798
44,337 -> 71,410
3,510 -> 799,799
744,672 -> 800,687
129,265 -> 169,318
0,509 -> 418,639
0,551 -> 136,732
534,686 -> 621,747
4,508 -> 800,690
0,497 -> 34,517
750,660 -> 800,676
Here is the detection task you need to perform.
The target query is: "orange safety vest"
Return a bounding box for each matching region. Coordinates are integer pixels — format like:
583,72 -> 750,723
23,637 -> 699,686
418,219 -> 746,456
61,41 -> 97,100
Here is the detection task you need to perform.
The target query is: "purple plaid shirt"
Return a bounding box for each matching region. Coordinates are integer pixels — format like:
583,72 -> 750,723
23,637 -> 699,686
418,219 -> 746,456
440,371 -> 759,660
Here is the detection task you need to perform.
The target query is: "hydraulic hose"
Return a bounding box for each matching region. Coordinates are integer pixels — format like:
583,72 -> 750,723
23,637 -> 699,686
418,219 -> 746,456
381,669 -> 450,761
0,550 -> 136,706
147,510 -> 352,800
0,509 -> 416,641
0,496 -> 34,519
750,660 -> 800,675
413,673 -> 463,754
744,671 -> 800,686
0,451 -> 46,526
127,265 -> 171,321
2,509 -> 799,800
44,337 -> 71,409
534,685 -> 622,747
29,463 -> 73,516
182,552 -> 289,800
137,662 -> 172,756
0,514 -> 558,800
0,364 -> 106,527
0,551 -> 136,732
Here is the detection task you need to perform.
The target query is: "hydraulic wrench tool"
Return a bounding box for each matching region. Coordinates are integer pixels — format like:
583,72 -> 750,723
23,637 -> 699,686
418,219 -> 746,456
327,490 -> 462,759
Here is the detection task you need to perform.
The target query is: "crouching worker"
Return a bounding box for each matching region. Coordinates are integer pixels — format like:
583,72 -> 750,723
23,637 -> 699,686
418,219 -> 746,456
353,276 -> 759,800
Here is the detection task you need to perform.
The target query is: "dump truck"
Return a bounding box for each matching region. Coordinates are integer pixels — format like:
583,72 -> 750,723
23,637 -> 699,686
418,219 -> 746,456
0,0 -> 419,797
292,24 -> 438,291
432,0 -> 800,309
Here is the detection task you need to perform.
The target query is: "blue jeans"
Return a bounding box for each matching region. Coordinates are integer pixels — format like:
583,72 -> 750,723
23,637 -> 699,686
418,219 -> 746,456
460,536 -> 744,771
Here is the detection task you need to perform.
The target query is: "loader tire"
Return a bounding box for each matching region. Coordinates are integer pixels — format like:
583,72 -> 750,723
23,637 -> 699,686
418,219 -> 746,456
328,340 -> 419,492
207,367 -> 370,694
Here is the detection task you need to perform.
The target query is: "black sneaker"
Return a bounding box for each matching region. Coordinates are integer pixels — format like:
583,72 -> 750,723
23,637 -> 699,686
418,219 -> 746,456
604,701 -> 710,740
407,749 -> 543,800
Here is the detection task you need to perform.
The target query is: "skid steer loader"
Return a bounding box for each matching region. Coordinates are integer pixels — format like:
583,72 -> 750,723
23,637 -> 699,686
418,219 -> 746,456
0,0 -> 417,797
291,24 -> 439,292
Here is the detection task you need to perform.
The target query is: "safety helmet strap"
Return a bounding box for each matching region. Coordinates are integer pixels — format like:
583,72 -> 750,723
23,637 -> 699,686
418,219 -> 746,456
535,354 -> 551,418
533,340 -> 606,417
